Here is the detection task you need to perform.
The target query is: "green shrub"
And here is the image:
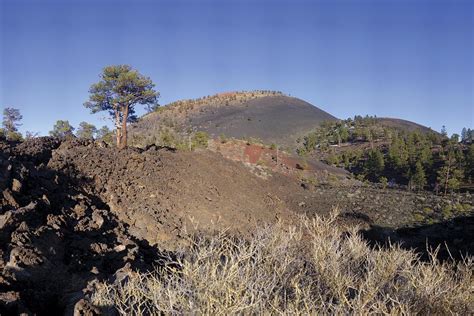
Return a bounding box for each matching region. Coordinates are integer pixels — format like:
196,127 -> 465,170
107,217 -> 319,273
219,134 -> 227,144
296,147 -> 307,157
160,129 -> 176,147
6,131 -> 23,142
303,176 -> 318,186
326,154 -> 339,166
192,131 -> 209,149
442,205 -> 453,220
413,213 -> 425,222
296,158 -> 309,170
422,207 -> 433,215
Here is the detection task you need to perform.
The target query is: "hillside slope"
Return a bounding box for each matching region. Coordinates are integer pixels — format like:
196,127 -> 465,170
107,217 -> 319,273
376,117 -> 436,134
131,91 -> 337,149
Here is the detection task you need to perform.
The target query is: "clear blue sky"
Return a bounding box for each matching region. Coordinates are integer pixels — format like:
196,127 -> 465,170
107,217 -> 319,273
1,0 -> 473,136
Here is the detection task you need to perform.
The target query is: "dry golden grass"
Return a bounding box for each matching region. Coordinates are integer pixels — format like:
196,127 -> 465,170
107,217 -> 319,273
92,212 -> 473,315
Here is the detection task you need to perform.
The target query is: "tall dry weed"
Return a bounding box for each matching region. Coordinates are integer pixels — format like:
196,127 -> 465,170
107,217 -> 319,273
92,212 -> 473,315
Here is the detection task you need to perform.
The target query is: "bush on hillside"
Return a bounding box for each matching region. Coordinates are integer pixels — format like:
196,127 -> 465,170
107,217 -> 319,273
192,131 -> 209,149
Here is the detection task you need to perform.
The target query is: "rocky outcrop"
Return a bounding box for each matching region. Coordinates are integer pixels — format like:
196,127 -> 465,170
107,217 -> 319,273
0,138 -> 166,314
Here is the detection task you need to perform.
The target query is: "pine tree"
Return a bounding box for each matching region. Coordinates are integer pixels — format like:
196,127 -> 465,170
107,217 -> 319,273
437,145 -> 463,194
339,126 -> 350,143
84,65 -> 159,149
461,128 -> 467,142
441,125 -> 448,137
465,144 -> 474,181
2,107 -> 23,141
364,149 -> 385,181
410,161 -> 427,190
96,126 -> 114,144
388,136 -> 408,172
467,129 -> 474,143
49,120 -> 75,139
76,122 -> 97,140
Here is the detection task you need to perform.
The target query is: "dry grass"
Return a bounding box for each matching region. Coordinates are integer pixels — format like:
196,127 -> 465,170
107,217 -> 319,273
92,212 -> 473,315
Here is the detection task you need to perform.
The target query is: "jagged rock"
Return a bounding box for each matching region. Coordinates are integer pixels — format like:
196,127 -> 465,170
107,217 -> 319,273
73,299 -> 100,316
2,189 -> 19,208
112,263 -> 133,285
10,229 -> 31,246
0,291 -> 20,305
46,214 -> 65,229
91,210 -> 104,229
73,203 -> 88,218
0,291 -> 30,315
19,201 -> 37,213
90,243 -> 108,254
7,247 -> 43,268
11,179 -> 22,193
42,194 -> 51,206
0,211 -> 12,229
114,244 -> 126,252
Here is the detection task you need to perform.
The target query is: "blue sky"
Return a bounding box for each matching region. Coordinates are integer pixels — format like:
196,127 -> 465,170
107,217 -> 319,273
1,0 -> 473,136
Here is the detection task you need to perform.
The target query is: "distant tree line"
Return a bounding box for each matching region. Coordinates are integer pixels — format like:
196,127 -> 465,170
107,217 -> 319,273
298,116 -> 473,194
48,120 -> 114,143
0,107 -> 115,144
0,105 -> 210,152
344,135 -> 473,194
297,115 -> 440,155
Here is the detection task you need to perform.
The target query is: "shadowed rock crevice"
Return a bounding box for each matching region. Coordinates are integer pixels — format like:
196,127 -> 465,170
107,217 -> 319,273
362,215 -> 474,261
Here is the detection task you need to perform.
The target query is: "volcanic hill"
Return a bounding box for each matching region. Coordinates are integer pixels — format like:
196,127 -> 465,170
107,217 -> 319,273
130,91 -> 337,150
375,117 -> 436,134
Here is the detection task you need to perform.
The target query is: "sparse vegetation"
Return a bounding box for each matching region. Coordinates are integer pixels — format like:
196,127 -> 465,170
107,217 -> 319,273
219,133 -> 228,143
162,90 -> 284,114
191,131 -> 209,149
92,212 -> 473,315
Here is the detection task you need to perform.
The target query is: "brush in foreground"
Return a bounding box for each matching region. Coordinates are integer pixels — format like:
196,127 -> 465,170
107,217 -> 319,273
92,212 -> 473,315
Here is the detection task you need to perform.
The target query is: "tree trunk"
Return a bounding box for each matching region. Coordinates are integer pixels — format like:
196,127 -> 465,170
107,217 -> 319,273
444,163 -> 450,195
443,154 -> 453,195
115,109 -> 122,148
116,129 -> 121,148
119,105 -> 129,149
